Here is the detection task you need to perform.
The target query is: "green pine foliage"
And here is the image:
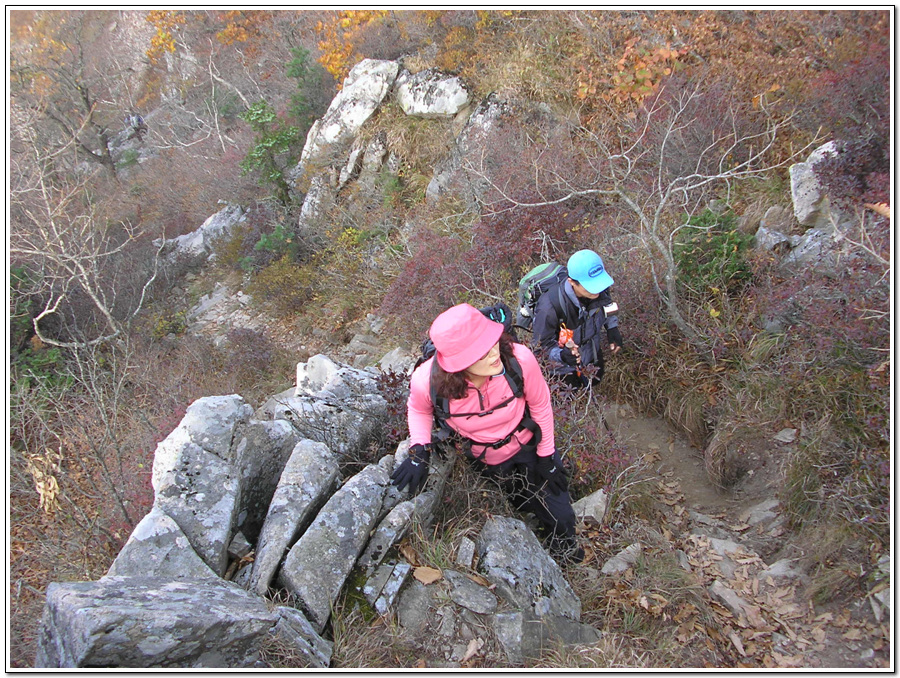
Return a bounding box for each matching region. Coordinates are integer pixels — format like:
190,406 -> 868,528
239,100 -> 300,206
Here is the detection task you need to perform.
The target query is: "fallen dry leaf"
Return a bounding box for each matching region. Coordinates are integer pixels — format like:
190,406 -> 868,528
674,602 -> 698,623
413,566 -> 443,585
461,638 -> 483,663
400,543 -> 421,567
729,632 -> 747,656
842,627 -> 863,640
676,620 -> 696,643
466,573 -> 491,587
772,652 -> 804,667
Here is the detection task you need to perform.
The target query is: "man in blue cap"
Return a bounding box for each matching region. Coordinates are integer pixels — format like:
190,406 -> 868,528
531,249 -> 623,387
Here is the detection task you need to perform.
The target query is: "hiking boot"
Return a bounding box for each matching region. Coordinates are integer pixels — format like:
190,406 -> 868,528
557,544 -> 585,565
548,535 -> 585,565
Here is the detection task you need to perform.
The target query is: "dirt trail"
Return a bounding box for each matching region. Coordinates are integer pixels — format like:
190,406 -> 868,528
604,401 -> 766,518
598,401 -> 890,670
605,402 -> 723,509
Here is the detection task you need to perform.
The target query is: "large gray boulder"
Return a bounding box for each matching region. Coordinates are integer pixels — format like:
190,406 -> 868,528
279,461 -> 392,632
296,175 -> 335,233
257,355 -> 387,456
152,395 -> 253,470
476,515 -> 581,622
248,439 -> 341,596
789,142 -> 839,229
294,353 -> 381,399
476,516 -> 599,662
395,68 -> 470,118
754,225 -> 793,254
295,59 -> 400,177
780,228 -> 839,274
338,134 -> 391,195
35,577 -> 276,668
156,203 -> 246,268
151,395 -> 253,576
105,506 -> 218,580
426,93 -> 511,204
271,606 -> 334,669
492,608 -> 601,664
358,442 -> 456,573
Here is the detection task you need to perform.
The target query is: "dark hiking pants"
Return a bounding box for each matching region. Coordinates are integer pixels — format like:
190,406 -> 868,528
470,446 -> 577,550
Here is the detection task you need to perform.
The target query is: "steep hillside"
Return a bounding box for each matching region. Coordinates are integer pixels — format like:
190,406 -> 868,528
9,9 -> 891,669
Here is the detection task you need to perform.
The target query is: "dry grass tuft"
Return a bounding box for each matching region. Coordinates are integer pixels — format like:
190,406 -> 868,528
363,101 -> 457,175
330,604 -> 419,668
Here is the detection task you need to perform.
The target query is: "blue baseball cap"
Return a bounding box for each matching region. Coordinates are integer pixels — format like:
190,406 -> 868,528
567,249 -> 614,294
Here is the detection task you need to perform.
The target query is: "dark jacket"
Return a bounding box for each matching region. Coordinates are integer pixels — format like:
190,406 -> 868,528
531,280 -> 619,375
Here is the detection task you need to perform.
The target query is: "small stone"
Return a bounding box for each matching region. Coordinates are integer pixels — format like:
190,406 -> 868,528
227,532 -> 251,560
600,543 -> 641,575
773,428 -> 798,444
456,537 -> 476,569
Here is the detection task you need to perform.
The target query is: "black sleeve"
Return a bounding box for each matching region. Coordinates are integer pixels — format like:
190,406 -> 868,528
531,290 -> 563,358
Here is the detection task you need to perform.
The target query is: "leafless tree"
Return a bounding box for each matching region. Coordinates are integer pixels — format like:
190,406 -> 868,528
9,11 -> 136,178
9,111 -> 164,349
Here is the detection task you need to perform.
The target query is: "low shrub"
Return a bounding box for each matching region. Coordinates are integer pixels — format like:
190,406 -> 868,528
245,255 -> 316,316
150,309 -> 188,339
212,204 -> 306,274
545,368 -> 633,500
673,209 -> 754,300
223,328 -> 295,400
374,368 -> 411,452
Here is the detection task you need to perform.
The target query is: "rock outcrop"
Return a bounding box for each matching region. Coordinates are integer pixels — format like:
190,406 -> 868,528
35,352 -> 597,668
156,203 -> 246,270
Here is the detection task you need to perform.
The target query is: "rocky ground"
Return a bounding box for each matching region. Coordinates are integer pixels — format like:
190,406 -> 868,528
600,405 -> 891,669
180,273 -> 891,669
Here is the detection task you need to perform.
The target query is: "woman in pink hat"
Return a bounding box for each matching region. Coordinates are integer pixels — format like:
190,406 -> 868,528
391,303 -> 582,563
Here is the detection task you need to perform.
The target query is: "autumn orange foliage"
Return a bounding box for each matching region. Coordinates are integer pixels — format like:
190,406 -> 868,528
215,10 -> 271,60
315,10 -> 388,85
145,10 -> 185,64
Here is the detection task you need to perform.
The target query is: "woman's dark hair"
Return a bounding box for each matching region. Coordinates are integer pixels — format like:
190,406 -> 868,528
432,333 -> 516,401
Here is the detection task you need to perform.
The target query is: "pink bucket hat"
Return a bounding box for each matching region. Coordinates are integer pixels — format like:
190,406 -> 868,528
429,303 -> 504,373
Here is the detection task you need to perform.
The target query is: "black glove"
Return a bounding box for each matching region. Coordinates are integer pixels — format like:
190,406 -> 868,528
607,326 -> 623,349
391,443 -> 431,495
536,454 -> 568,495
559,347 -> 579,367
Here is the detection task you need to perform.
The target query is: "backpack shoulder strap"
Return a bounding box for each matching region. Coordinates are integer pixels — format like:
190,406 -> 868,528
551,279 -> 575,327
429,358 -> 450,420
428,359 -> 457,442
502,352 -> 524,398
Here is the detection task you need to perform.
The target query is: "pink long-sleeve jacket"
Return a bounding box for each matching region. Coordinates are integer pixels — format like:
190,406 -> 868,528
407,342 -> 555,465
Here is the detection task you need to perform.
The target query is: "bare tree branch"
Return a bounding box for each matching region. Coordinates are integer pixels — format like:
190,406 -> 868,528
463,85 -> 825,354
10,119 -> 163,350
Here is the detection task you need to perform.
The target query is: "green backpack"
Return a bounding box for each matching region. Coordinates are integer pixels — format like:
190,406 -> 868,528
514,262 -> 568,331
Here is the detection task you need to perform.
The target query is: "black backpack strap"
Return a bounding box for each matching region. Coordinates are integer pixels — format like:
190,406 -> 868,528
429,359 -> 456,442
464,407 -> 543,462
502,352 -> 524,398
547,279 -> 575,330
